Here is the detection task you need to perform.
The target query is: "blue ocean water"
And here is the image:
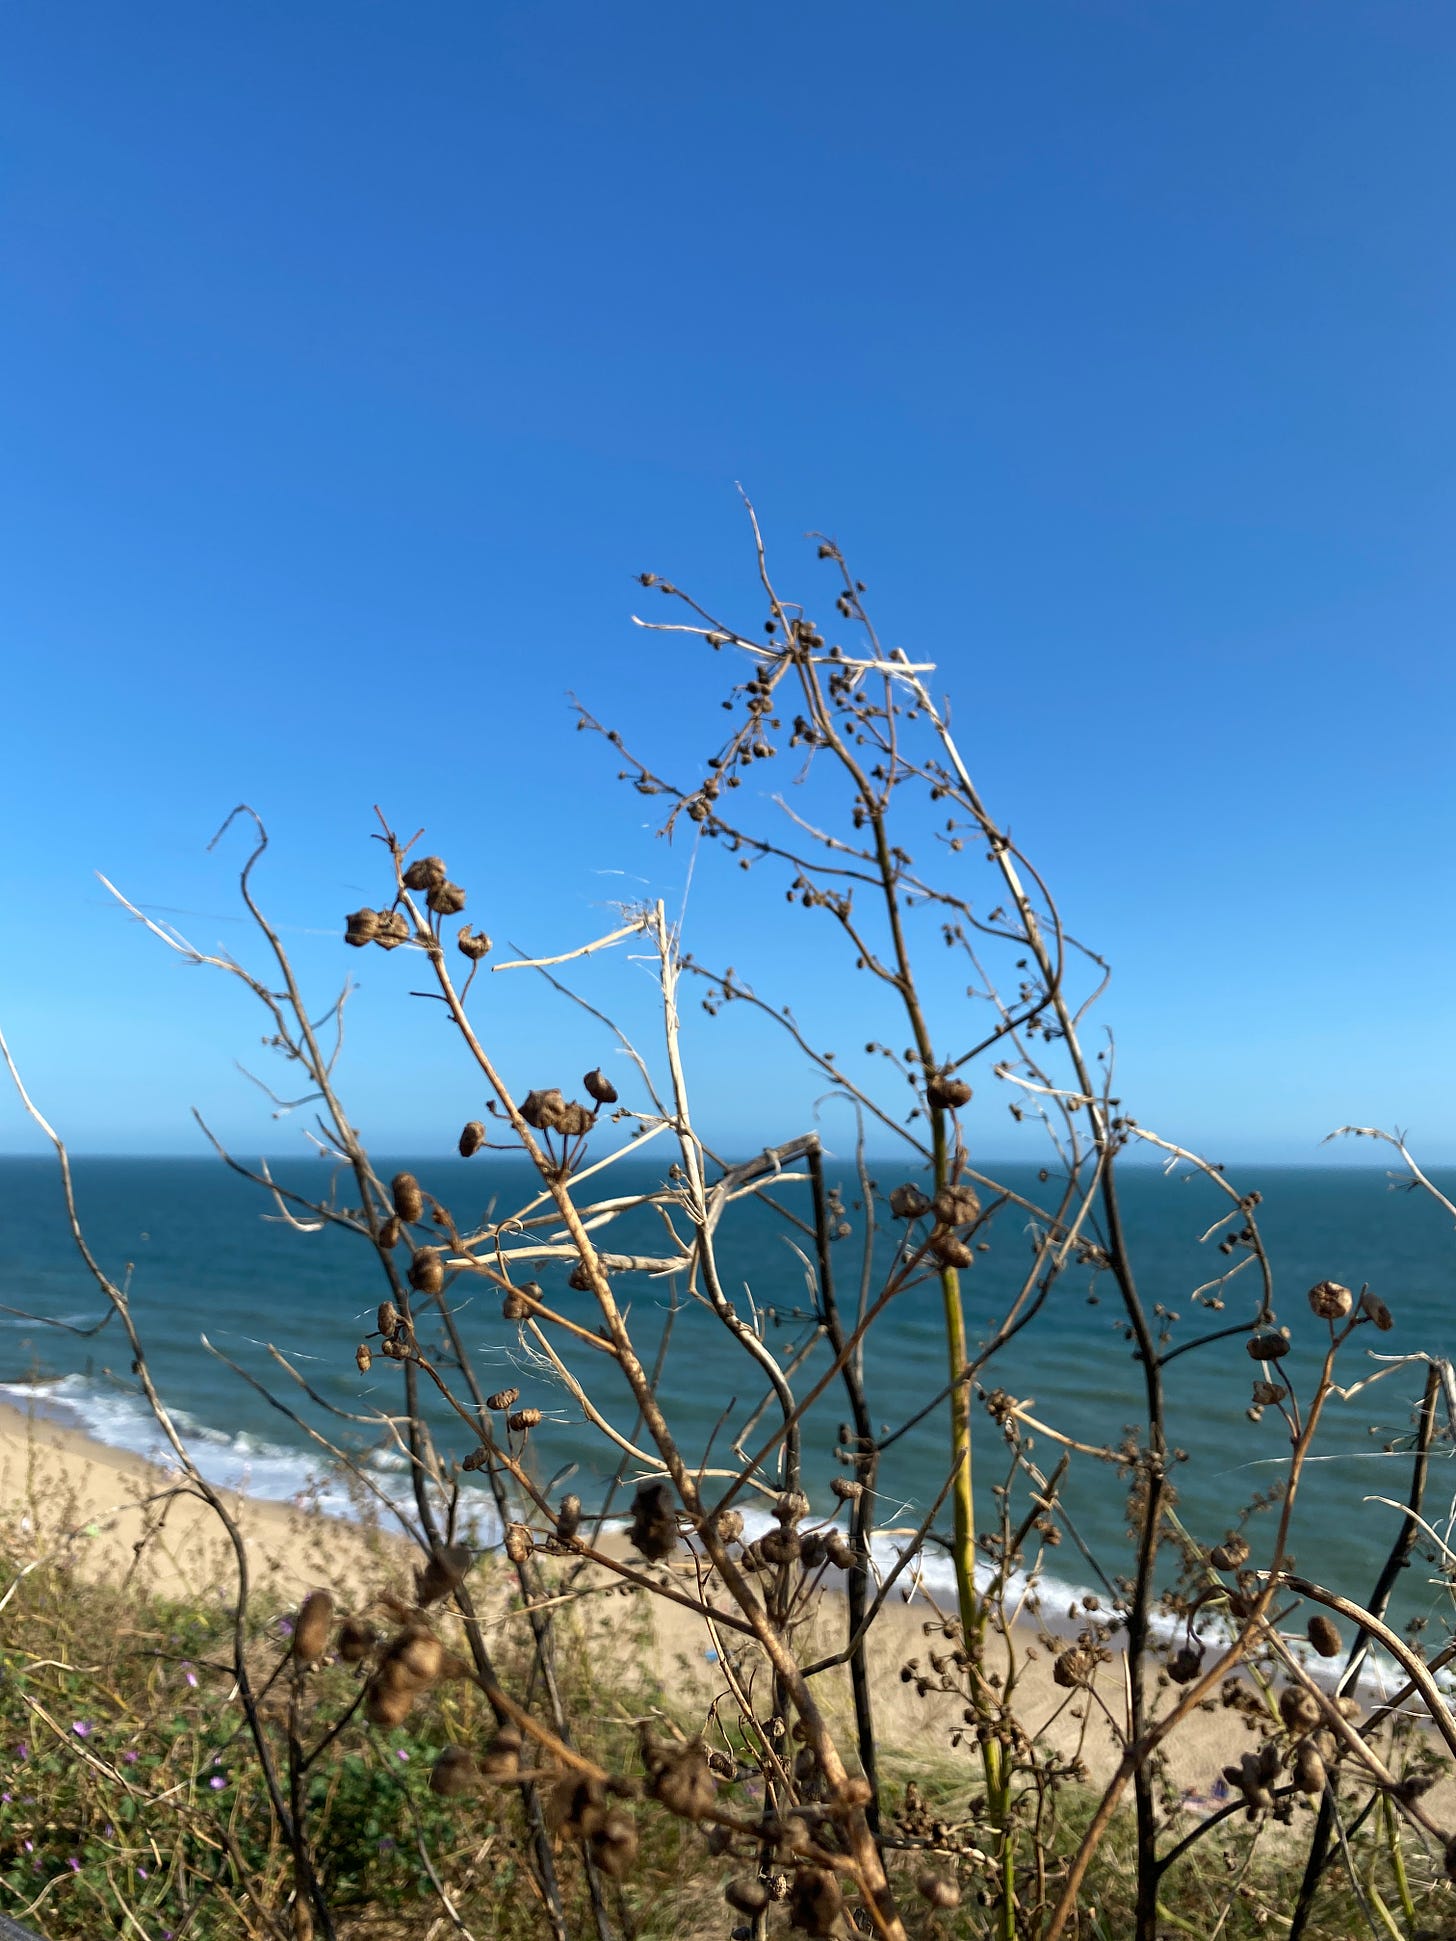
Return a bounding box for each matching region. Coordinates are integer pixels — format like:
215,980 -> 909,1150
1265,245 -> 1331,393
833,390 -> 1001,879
1,1153 -> 1452,1643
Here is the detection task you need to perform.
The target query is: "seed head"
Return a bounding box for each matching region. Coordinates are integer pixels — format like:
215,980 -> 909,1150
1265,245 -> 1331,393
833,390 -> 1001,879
415,1543 -> 471,1607
507,1407 -> 543,1432
374,909 -> 409,950
929,1228 -> 974,1268
1307,1279 -> 1354,1321
1360,1289 -> 1394,1330
427,881 -> 466,916
1246,1330 -> 1290,1361
925,1073 -> 973,1110
1209,1536 -> 1250,1571
590,1808 -> 638,1879
520,1088 -> 569,1132
337,1616 -> 377,1663
479,1724 -> 522,1779
504,1523 -> 533,1566
502,1289 -> 530,1321
402,855 -> 447,893
889,1183 -> 932,1220
485,1387 -> 520,1412
378,1216 -> 402,1250
583,1068 -> 619,1105
1307,1614 -> 1342,1658
628,1479 -> 678,1562
556,1494 -> 582,1541
292,1590 -> 334,1668
355,1342 -> 372,1374
1278,1685 -> 1320,1734
344,908 -> 379,948
377,1300 -> 400,1338
1292,1744 -> 1326,1796
643,1736 -> 715,1820
712,1509 -> 745,1545
458,1120 -> 486,1158
1053,1647 -> 1095,1690
430,1746 -> 481,1797
457,925 -> 492,960
391,1173 -> 425,1223
1168,1645 -> 1202,1685
408,1247 -> 445,1296
933,1183 -> 981,1227
725,1878 -> 769,1916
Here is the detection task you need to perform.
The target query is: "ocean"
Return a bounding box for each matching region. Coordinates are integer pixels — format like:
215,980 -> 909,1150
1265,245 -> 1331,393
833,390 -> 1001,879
1,1153 -> 1452,1651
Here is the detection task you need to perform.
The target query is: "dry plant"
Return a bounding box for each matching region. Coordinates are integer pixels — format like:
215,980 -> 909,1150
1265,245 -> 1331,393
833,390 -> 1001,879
3,510 -> 1454,1940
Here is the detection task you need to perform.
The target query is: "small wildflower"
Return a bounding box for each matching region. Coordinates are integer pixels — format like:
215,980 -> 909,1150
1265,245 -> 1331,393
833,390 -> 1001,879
123,1750 -> 138,1764
396,1747 -> 411,1762
183,1664 -> 198,1689
72,1720 -> 92,1738
68,1856 -> 81,1872
138,1867 -> 148,1880
209,1774 -> 227,1790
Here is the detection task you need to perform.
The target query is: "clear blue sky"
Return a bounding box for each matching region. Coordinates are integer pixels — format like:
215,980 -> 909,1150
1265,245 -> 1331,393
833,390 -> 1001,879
2,3 -> 1453,1164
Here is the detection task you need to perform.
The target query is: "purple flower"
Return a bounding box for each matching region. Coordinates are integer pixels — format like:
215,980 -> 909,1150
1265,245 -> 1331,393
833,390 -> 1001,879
182,1664 -> 198,1690
71,1721 -> 92,1739
22,1840 -> 32,1854
123,1750 -> 139,1764
68,1857 -> 81,1873
138,1867 -> 149,1880
209,1774 -> 226,1790
395,1747 -> 410,1762
15,1741 -> 28,1760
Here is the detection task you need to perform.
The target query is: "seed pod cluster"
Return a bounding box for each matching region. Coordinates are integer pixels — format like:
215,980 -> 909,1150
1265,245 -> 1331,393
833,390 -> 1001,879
1307,1614 -> 1342,1657
292,1590 -> 334,1668
1246,1330 -> 1290,1361
641,1735 -> 716,1821
403,856 -> 448,893
374,909 -> 409,949
337,1615 -> 377,1663
1307,1279 -> 1353,1321
788,1868 -> 843,1936
628,1479 -> 678,1562
1278,1684 -> 1320,1734
391,1173 -> 425,1223
345,908 -> 380,948
889,1183 -> 933,1220
364,1624 -> 446,1728
925,1073 -> 972,1110
1052,1646 -> 1095,1690
458,1120 -> 486,1158
1209,1535 -> 1250,1572
933,1183 -> 981,1227
1221,1742 -> 1281,1817
409,1247 -> 445,1295
415,1542 -> 471,1608
928,1228 -> 973,1269
431,1745 -> 482,1796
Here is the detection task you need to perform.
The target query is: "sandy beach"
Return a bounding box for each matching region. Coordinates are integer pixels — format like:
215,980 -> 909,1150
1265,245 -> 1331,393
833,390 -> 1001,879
1,1395 -> 1445,1827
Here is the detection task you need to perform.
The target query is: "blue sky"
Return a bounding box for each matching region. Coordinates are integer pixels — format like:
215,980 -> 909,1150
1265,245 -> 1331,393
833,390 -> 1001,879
2,2 -> 1452,1164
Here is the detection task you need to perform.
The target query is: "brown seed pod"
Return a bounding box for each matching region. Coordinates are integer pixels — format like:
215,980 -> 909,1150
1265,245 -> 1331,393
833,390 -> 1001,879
831,1476 -> 863,1501
378,1216 -> 402,1250
589,1808 -> 638,1880
582,1067 -> 619,1105
1278,1685 -> 1321,1734
925,1073 -> 973,1111
1209,1535 -> 1251,1571
507,1407 -> 543,1432
344,908 -> 379,947
504,1523 -> 533,1566
336,1616 -> 377,1663
479,1723 -> 523,1779
1251,1379 -> 1285,1405
1168,1645 -> 1203,1685
1246,1330 -> 1290,1361
458,1120 -> 486,1158
1360,1289 -> 1394,1330
409,1247 -> 445,1295
363,1677 -> 415,1728
644,1738 -> 716,1821
775,1490 -> 810,1526
928,1228 -> 974,1269
724,1877 -> 769,1916
387,1627 -> 445,1687
457,925 -> 492,961
628,1479 -> 678,1562
889,1182 -> 933,1220
1307,1614 -> 1342,1658
916,1870 -> 961,1909
825,1532 -> 858,1571
520,1087 -> 568,1131
711,1509 -> 745,1545
1292,1743 -> 1327,1796
933,1183 -> 981,1227
430,1745 -> 481,1797
292,1590 -> 334,1668
391,1173 -> 424,1223
502,1289 -> 530,1322
415,1543 -> 471,1607
402,855 -> 447,893
373,909 -> 410,950
557,1099 -> 594,1139
485,1387 -> 521,1412
1053,1647 -> 1095,1690
427,881 -> 467,915
1307,1279 -> 1354,1321
377,1299 -> 400,1338
555,1494 -> 582,1541
799,1533 -> 827,1569
788,1868 -> 843,1936
354,1342 -> 372,1374
760,1527 -> 801,1566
